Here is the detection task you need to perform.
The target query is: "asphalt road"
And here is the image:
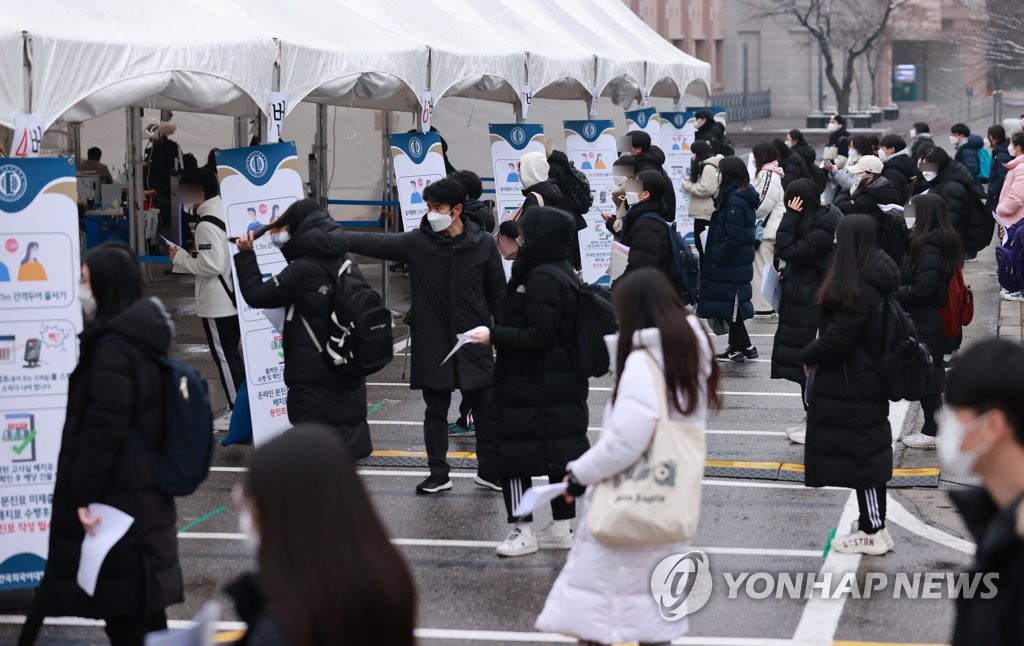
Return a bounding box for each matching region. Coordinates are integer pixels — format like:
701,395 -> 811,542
0,246 -> 1002,646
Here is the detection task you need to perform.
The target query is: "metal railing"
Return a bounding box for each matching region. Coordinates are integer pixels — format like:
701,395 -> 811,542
710,90 -> 772,121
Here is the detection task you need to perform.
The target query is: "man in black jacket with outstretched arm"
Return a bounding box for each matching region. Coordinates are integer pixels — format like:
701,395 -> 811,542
343,178 -> 506,495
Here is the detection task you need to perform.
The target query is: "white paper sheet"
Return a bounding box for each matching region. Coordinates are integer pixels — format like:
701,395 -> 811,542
610,241 -> 629,282
159,235 -> 177,249
263,307 -> 286,333
879,203 -> 905,215
512,481 -> 569,518
144,600 -> 221,646
76,503 -> 134,597
760,263 -> 782,313
440,326 -> 490,365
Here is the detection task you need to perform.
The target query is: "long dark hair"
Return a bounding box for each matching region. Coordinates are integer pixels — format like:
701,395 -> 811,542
849,134 -> 873,157
783,179 -> 821,237
611,269 -> 722,415
259,198 -> 321,237
718,156 -> 750,190
245,425 -> 416,646
752,142 -> 777,174
20,241 -> 39,265
83,243 -> 144,327
787,129 -> 807,147
771,138 -> 792,161
638,170 -> 668,215
817,213 -> 877,310
908,194 -> 963,274
689,140 -> 713,183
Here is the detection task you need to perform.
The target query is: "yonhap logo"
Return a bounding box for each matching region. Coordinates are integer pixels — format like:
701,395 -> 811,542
0,165 -> 28,202
245,151 -> 269,179
651,550 -> 713,621
510,127 -> 527,146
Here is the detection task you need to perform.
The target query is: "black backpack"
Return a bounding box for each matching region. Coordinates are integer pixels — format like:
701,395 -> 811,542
549,157 -> 594,216
535,266 -> 618,378
878,212 -> 909,266
965,191 -> 995,253
878,293 -> 933,402
637,213 -> 700,306
301,257 -> 393,377
97,335 -> 214,496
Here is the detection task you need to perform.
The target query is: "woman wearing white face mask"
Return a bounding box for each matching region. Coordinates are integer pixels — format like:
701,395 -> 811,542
996,131 -> 1024,229
22,244 -> 182,646
826,134 -> 874,195
942,339 -> 1024,646
233,199 -> 373,460
823,114 -> 850,167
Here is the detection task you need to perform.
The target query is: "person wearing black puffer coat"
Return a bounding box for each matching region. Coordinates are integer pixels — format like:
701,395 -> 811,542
23,244 -> 182,646
801,214 -> 899,557
233,200 -> 372,460
772,138 -> 811,188
896,194 -> 962,450
879,134 -> 917,204
771,180 -> 839,445
466,207 -> 589,558
621,170 -> 674,281
627,130 -> 676,216
920,146 -> 990,261
697,157 -> 759,362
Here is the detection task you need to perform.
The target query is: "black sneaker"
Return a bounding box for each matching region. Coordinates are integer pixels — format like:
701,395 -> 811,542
742,346 -> 759,360
415,475 -> 452,495
724,349 -> 746,363
473,474 -> 502,491
714,346 -> 734,360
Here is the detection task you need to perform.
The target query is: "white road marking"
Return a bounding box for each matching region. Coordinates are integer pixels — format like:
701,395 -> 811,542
363,420 -> 787,436
886,495 -> 976,556
366,382 -> 800,396
393,336 -> 410,353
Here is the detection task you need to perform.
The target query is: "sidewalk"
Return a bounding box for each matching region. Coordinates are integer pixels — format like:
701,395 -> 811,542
997,292 -> 1024,342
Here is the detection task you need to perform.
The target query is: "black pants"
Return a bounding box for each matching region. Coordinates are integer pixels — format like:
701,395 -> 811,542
202,315 -> 245,408
921,393 -> 942,437
856,484 -> 887,534
693,219 -> 708,263
502,474 -> 575,524
456,396 -> 472,426
422,388 -> 498,479
728,320 -> 751,350
104,612 -> 168,646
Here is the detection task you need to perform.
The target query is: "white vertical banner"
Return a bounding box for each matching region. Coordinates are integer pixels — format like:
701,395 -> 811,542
563,120 -> 618,285
624,107 -> 666,151
389,131 -> 447,233
265,92 -> 288,143
11,114 -> 43,159
419,91 -> 434,133
519,84 -> 532,120
217,143 -> 304,447
489,124 -> 545,278
661,111 -> 697,242
0,157 -> 82,590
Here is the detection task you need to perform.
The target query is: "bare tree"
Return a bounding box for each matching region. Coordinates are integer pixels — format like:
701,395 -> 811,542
759,0 -> 907,114
953,0 -> 1024,91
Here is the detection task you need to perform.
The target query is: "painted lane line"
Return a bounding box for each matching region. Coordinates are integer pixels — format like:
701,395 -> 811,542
176,505 -> 228,534
366,382 -> 800,397
363,420 -> 787,436
393,336 -> 410,353
885,495 -> 975,556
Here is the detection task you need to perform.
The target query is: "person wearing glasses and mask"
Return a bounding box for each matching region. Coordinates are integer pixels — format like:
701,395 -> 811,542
233,199 -> 372,461
338,178 -> 506,496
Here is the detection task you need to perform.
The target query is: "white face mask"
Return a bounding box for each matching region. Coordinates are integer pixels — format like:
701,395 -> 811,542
182,203 -> 196,214
937,409 -> 992,478
427,211 -> 454,232
269,230 -> 290,247
238,507 -> 260,554
785,139 -> 796,148
909,129 -> 917,138
878,150 -> 890,162
1012,145 -> 1022,158
827,122 -> 840,133
849,172 -> 863,183
922,170 -> 938,182
78,285 -> 97,324
848,151 -> 861,164
625,192 -> 641,205
949,135 -> 960,145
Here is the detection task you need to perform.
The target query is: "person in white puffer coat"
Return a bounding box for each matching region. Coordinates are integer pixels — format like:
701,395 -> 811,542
750,142 -> 786,313
535,268 -> 721,646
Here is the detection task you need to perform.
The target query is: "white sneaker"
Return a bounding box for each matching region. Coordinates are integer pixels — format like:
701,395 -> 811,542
785,424 -> 806,444
902,432 -> 936,449
831,526 -> 895,556
213,411 -> 232,432
1003,291 -> 1024,302
496,525 -> 538,557
536,522 -> 574,550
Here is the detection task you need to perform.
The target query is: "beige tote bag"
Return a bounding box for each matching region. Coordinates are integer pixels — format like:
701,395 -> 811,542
587,352 -> 706,546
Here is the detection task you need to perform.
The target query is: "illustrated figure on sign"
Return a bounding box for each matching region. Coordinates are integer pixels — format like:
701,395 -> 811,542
18,242 -> 47,281
246,207 -> 262,234
672,137 -> 681,151
580,154 -> 592,170
410,180 -> 423,204
505,162 -> 520,184
594,153 -> 606,170
270,204 -> 281,224
0,261 -> 9,282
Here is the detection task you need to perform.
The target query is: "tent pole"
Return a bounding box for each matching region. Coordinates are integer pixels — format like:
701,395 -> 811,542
380,110 -> 392,309
21,31 -> 32,113
67,122 -> 80,165
233,117 -> 247,148
314,104 -> 328,208
125,107 -> 143,253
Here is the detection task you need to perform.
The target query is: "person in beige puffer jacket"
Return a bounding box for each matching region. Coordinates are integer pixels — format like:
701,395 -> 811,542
682,141 -> 722,262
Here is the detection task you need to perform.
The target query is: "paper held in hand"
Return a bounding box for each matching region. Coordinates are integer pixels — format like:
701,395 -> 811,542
440,325 -> 490,365
76,503 -> 134,597
760,263 -> 782,313
512,481 -> 569,518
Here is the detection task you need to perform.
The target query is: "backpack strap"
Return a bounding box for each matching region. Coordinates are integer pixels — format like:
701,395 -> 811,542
197,216 -> 236,303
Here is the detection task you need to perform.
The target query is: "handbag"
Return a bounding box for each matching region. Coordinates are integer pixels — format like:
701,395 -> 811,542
586,352 -> 706,546
753,173 -> 772,246
497,192 -> 543,259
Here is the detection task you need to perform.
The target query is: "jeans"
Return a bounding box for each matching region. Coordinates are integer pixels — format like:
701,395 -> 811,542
423,388 -> 498,479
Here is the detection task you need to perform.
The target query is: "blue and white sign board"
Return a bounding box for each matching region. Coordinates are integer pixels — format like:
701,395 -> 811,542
489,124 -> 545,278
564,120 -> 618,285
389,132 -> 447,233
624,108 -> 665,152
0,158 -> 82,590
217,143 -> 304,447
661,111 -> 697,241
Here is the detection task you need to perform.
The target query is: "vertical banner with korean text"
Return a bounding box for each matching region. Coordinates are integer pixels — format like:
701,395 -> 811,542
624,107 -> 665,151
217,143 -> 304,447
389,132 -> 446,233
489,124 -> 545,277
661,111 -> 697,242
0,158 -> 82,590
564,120 -> 618,285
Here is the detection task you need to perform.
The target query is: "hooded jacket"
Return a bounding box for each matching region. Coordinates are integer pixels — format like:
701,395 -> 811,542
882,148 -> 917,204
927,161 -> 987,253
620,199 -> 674,280
771,204 -> 840,385
696,119 -> 729,155
988,140 -> 1013,207
682,155 -> 722,220
44,297 -> 184,619
462,199 -> 496,233
343,212 -> 506,392
825,126 -> 850,164
171,195 -> 237,319
896,229 -> 951,392
836,174 -> 902,218
535,323 -> 711,645
800,250 -> 900,489
753,162 -> 786,240
233,211 -> 372,458
634,145 -> 677,216
697,182 -> 758,322
997,154 -> 1024,227
909,132 -> 934,162
954,134 -> 985,185
492,207 -> 589,477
